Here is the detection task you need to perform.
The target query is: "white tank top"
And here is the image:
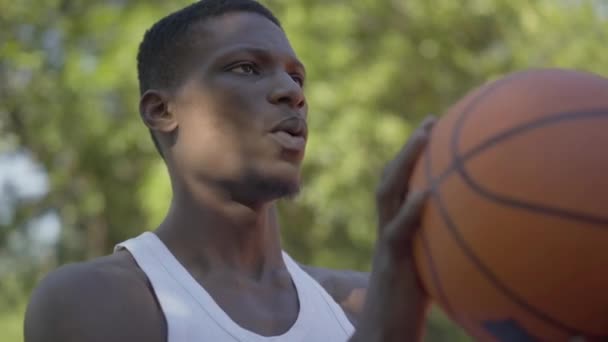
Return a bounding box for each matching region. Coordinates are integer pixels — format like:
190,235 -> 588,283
115,232 -> 354,342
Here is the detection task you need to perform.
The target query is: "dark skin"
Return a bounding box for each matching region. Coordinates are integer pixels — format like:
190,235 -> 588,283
24,12 -> 434,342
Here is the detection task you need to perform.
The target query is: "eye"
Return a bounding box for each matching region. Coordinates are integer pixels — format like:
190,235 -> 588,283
229,63 -> 258,75
291,74 -> 305,87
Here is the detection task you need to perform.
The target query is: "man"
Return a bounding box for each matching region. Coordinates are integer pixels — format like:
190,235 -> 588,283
24,1 -> 435,341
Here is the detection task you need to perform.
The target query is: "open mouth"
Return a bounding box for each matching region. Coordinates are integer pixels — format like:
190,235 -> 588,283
270,118 -> 307,139
269,117 -> 308,152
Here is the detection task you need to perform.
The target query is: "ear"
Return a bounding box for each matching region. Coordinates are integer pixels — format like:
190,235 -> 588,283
139,90 -> 178,134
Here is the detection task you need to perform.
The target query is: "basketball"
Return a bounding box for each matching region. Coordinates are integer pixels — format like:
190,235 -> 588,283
410,69 -> 608,341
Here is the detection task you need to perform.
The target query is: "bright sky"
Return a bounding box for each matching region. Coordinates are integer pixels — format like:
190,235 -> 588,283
0,151 -> 60,246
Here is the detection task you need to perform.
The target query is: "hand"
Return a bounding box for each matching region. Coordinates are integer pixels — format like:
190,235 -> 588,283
350,115 -> 435,342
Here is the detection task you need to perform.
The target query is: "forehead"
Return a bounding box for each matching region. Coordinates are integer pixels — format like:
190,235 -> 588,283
192,12 -> 299,62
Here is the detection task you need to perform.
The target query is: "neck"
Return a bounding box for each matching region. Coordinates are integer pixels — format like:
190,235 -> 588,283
155,183 -> 285,281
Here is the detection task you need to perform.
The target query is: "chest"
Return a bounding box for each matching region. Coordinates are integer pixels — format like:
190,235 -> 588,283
201,279 -> 300,337
119,245 -> 354,341
160,272 -> 354,341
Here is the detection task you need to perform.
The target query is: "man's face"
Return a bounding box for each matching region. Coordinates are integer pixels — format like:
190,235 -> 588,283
167,12 -> 308,204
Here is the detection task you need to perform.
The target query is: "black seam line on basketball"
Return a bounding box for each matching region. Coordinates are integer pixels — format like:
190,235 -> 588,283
444,72 -> 601,336
419,226 -> 464,328
448,69 -> 608,227
429,69 -> 531,185
432,108 -> 608,227
420,227 -> 456,318
421,141 -> 461,325
431,180 -> 586,336
435,72 -> 579,336
420,72 -> 528,331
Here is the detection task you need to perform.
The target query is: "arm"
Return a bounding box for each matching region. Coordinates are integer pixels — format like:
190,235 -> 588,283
350,235 -> 429,342
300,264 -> 369,324
302,246 -> 425,333
350,116 -> 436,342
24,261 -> 165,342
303,117 -> 434,340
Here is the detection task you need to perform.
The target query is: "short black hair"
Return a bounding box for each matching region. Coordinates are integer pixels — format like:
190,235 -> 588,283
136,0 -> 282,157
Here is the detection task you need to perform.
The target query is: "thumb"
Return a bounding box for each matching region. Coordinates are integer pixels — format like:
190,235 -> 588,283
383,190 -> 429,257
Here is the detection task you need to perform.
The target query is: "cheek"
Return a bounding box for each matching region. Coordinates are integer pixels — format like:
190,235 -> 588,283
175,107 -> 269,175
208,77 -> 270,118
203,86 -> 270,148
175,122 -> 244,178
172,79 -> 274,170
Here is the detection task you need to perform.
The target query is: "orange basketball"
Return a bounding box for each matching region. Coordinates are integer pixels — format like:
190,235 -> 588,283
410,69 -> 608,341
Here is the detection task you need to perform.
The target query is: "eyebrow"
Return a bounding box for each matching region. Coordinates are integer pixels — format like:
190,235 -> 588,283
215,45 -> 306,75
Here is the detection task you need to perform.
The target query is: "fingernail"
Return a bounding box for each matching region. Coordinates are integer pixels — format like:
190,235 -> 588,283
423,115 -> 436,130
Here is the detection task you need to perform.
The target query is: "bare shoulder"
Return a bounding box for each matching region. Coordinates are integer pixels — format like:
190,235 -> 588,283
24,251 -> 165,342
299,263 -> 369,324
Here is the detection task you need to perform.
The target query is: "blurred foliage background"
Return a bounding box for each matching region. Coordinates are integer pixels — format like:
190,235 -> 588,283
1,0 -> 607,341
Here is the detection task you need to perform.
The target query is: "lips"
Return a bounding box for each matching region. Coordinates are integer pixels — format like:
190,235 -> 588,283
269,117 -> 307,152
270,117 -> 307,139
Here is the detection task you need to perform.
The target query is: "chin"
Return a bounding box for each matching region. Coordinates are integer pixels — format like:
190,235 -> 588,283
261,159 -> 303,195
228,166 -> 301,205
256,173 -> 301,200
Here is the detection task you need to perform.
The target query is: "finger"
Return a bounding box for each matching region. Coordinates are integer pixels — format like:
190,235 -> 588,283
376,116 -> 435,225
377,116 -> 435,202
383,115 -> 435,181
383,190 -> 429,253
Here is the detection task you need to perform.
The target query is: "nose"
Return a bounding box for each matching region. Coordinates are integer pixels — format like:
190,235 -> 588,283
267,72 -> 306,111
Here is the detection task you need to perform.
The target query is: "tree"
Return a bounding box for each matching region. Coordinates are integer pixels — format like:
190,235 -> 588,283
1,0 -> 606,341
